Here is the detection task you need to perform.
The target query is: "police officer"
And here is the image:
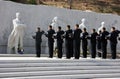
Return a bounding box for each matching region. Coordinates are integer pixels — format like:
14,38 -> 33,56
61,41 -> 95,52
89,29 -> 98,58
45,25 -> 55,58
64,25 -> 73,59
73,24 -> 82,59
81,28 -> 89,58
109,27 -> 120,59
32,27 -> 44,57
97,30 -> 102,57
55,26 -> 64,58
101,27 -> 109,59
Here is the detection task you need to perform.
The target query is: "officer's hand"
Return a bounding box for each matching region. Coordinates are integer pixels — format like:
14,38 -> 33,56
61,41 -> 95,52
32,36 -> 36,39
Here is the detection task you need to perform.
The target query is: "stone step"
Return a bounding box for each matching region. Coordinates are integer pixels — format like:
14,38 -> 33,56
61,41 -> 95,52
0,62 -> 120,68
0,66 -> 120,73
1,59 -> 120,63
0,57 -> 120,78
2,73 -> 120,79
0,69 -> 120,78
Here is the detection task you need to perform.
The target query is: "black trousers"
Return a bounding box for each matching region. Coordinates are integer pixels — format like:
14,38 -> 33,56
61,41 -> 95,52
48,41 -> 54,58
97,40 -> 102,57
82,41 -> 88,58
74,40 -> 80,59
65,40 -> 73,59
36,41 -> 41,57
57,42 -> 63,58
71,41 -> 74,57
91,42 -> 96,58
101,42 -> 107,59
110,42 -> 117,59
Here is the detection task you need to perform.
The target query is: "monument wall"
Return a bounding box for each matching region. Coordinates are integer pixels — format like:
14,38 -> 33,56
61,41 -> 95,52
0,1 -> 120,54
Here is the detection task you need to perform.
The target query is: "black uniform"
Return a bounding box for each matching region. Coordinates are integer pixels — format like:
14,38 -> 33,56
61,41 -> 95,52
65,29 -> 73,59
56,30 -> 64,58
109,30 -> 120,59
89,32 -> 98,58
45,29 -> 55,58
73,29 -> 82,59
97,32 -> 102,57
81,32 -> 89,58
100,31 -> 109,59
33,31 -> 44,57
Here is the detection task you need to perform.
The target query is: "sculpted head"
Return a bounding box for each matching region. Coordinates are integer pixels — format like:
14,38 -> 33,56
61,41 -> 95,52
52,16 -> 58,23
101,22 -> 105,27
16,12 -> 20,19
81,18 -> 85,23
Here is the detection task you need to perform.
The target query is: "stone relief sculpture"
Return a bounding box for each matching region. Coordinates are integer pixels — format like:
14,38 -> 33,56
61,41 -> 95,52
98,22 -> 105,34
79,18 -> 86,30
7,12 -> 26,54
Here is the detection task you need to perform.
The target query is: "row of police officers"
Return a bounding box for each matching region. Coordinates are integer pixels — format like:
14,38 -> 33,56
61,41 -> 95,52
33,24 -> 120,59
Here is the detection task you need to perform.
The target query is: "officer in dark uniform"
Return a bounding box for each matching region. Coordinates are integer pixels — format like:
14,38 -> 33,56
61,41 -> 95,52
64,25 -> 73,59
100,27 -> 109,59
45,25 -> 55,58
55,26 -> 64,58
97,30 -> 102,57
89,29 -> 98,58
81,28 -> 89,58
73,24 -> 82,59
108,27 -> 120,59
32,27 -> 44,57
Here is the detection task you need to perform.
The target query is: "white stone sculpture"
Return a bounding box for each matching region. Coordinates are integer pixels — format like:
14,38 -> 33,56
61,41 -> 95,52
51,16 -> 58,30
7,12 -> 26,54
97,22 -> 105,34
79,18 -> 86,30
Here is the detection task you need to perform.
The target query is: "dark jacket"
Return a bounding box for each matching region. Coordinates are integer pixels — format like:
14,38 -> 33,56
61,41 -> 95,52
65,29 -> 73,41
81,32 -> 89,43
100,31 -> 109,43
73,29 -> 82,40
45,29 -> 55,42
33,31 -> 44,42
109,30 -> 119,44
56,30 -> 64,43
90,32 -> 98,43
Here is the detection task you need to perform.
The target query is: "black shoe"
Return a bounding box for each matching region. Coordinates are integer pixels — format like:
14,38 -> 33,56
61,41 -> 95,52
49,56 -> 53,58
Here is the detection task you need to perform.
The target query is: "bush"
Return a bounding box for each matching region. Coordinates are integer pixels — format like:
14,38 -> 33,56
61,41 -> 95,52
27,0 -> 37,4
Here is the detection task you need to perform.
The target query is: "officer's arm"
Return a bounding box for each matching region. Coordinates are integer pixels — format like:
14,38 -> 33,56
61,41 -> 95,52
53,33 -> 57,39
87,34 -> 91,39
32,35 -> 36,39
41,30 -> 45,34
44,31 -> 48,37
106,35 -> 110,40
86,33 -> 89,39
61,31 -> 65,39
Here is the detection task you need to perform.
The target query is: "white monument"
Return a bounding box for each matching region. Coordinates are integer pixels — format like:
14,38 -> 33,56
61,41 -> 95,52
97,22 -> 105,34
7,12 -> 26,54
79,18 -> 86,30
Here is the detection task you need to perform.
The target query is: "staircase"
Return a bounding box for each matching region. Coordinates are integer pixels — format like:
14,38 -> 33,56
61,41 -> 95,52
0,57 -> 120,79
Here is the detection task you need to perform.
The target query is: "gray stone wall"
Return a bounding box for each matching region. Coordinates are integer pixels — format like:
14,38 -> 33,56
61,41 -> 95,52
0,1 -> 120,54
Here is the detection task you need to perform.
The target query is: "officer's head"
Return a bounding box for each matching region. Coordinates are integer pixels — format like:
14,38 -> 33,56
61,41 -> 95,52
75,24 -> 79,29
58,26 -> 61,31
83,28 -> 87,32
111,27 -> 115,32
92,28 -> 96,33
66,25 -> 70,30
99,30 -> 102,34
48,25 -> 52,30
37,27 -> 40,32
102,27 -> 106,32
